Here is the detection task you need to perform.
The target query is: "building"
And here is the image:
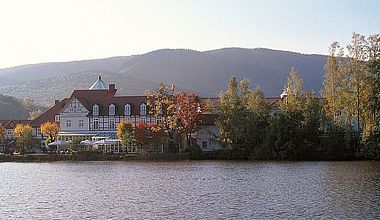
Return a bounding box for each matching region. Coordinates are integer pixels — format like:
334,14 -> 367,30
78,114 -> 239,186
0,120 -> 31,152
31,76 -> 282,152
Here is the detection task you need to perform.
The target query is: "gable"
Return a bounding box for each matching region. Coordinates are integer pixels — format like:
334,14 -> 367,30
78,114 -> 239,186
62,98 -> 89,114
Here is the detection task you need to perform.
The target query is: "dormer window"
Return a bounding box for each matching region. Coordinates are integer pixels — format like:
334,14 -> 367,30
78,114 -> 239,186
140,103 -> 146,116
124,104 -> 131,116
93,104 -> 99,116
109,104 -> 115,116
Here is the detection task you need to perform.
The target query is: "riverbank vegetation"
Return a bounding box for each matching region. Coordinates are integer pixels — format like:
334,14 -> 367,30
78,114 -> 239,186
214,32 -> 380,160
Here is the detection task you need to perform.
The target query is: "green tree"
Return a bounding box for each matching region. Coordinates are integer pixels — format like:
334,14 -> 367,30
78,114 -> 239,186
267,68 -> 321,160
216,77 -> 270,156
216,76 -> 245,150
69,138 -> 81,152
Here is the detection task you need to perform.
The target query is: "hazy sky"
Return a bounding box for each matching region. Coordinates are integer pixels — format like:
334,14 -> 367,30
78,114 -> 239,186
0,0 -> 379,68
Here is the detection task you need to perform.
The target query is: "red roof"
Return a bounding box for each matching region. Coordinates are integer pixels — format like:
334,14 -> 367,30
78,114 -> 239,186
198,114 -> 218,125
64,89 -> 148,116
30,99 -> 69,127
200,97 -> 281,108
0,120 -> 31,129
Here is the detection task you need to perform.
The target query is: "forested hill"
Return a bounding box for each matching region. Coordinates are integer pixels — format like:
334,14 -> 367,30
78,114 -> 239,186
0,94 -> 46,120
0,48 -> 327,106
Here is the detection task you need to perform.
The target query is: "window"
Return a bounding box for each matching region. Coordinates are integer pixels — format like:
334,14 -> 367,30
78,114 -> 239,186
66,120 -> 72,127
124,104 -> 131,116
140,103 -> 146,116
109,118 -> 115,130
37,128 -> 41,137
202,141 -> 208,149
69,107 -> 74,112
93,118 -> 99,130
109,104 -> 115,116
156,116 -> 162,125
77,107 -> 82,112
7,129 -> 13,138
79,119 -> 84,127
54,115 -> 60,122
93,104 -> 99,116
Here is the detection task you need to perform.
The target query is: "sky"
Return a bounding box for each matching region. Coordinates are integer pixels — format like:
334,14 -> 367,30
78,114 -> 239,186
0,0 -> 379,69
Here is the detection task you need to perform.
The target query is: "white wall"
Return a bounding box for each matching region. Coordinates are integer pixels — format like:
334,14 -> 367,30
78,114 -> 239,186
196,125 -> 222,151
60,98 -> 89,132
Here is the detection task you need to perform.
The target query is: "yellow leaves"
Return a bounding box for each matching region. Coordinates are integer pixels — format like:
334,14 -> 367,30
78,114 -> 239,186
116,120 -> 133,140
0,124 -> 5,141
14,124 -> 32,138
41,122 -> 59,140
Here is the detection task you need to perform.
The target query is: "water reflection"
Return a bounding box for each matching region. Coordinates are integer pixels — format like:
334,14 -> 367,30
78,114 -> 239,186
0,161 -> 379,219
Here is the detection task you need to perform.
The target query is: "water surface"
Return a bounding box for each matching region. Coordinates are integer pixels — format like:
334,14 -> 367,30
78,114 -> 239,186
0,161 -> 379,219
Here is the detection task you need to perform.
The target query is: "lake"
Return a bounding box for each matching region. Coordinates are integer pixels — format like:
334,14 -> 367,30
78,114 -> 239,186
0,161 -> 379,219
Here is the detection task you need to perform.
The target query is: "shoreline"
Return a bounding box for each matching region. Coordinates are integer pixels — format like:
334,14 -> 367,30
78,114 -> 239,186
0,153 -> 376,162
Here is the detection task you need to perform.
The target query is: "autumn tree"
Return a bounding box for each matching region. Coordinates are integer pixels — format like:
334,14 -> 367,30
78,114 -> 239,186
149,123 -> 164,153
117,121 -> 133,152
322,33 -> 380,157
14,124 -> 35,152
175,92 -> 202,148
28,110 -> 43,120
135,121 -> 149,155
146,84 -> 177,152
41,121 -> 59,145
0,124 -> 5,149
146,84 -> 177,130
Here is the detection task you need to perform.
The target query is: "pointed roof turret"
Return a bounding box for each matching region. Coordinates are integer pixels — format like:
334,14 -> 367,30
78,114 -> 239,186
89,75 -> 107,90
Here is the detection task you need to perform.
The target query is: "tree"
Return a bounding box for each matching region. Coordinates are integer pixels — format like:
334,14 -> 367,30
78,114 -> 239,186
267,68 -> 321,160
135,121 -> 149,155
146,84 -> 177,152
216,77 -> 270,156
0,124 -> 5,150
117,120 -> 133,152
149,123 -> 164,153
245,87 -> 270,152
69,137 -> 81,152
216,76 -> 245,150
175,92 -> 202,148
322,33 -> 380,155
41,122 -> 59,145
14,124 -> 35,152
146,84 -> 177,130
322,42 -> 346,123
28,110 -> 43,120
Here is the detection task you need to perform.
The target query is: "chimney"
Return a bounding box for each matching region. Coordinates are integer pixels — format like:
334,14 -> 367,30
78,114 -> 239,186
109,83 -> 116,91
54,100 -> 60,105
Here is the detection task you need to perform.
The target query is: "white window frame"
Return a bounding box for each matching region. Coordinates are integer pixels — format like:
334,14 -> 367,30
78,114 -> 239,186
109,104 -> 115,116
79,119 -> 84,127
140,103 -> 146,116
124,104 -> 131,116
93,118 -> 99,130
109,118 -> 115,130
66,120 -> 72,127
93,104 -> 99,116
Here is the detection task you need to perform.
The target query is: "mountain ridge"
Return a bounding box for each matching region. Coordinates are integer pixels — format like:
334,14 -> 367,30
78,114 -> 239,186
0,47 -> 328,106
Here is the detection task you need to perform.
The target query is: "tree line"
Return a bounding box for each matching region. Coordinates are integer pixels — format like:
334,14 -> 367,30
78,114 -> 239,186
214,32 -> 379,160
